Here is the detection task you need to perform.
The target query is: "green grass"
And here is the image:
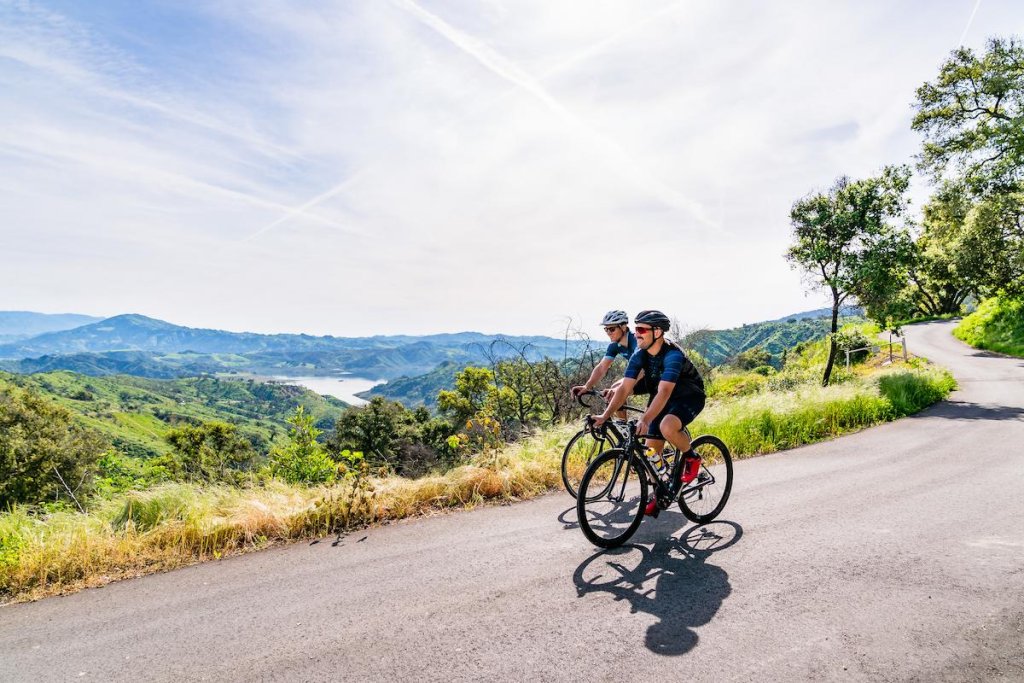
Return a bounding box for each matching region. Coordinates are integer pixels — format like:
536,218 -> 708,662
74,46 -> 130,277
954,296 -> 1024,357
692,367 -> 955,455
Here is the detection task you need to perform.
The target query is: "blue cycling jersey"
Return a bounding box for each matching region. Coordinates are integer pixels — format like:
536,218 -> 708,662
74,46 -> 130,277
624,341 -> 705,399
604,330 -> 637,361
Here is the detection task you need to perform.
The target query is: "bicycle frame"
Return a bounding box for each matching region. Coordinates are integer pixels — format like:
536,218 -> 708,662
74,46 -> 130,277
599,420 -> 706,506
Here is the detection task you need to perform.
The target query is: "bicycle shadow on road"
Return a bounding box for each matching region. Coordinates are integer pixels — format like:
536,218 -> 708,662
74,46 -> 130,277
558,503 -> 581,530
572,520 -> 742,656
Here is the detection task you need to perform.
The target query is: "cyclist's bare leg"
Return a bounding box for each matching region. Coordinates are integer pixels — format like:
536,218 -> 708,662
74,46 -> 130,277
642,437 -> 666,453
658,414 -> 692,453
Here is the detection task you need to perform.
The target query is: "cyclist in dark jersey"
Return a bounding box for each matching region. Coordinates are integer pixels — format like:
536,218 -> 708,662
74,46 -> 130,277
593,310 -> 706,514
570,310 -> 637,399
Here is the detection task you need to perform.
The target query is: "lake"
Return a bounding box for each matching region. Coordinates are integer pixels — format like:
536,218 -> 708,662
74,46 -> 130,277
274,375 -> 385,406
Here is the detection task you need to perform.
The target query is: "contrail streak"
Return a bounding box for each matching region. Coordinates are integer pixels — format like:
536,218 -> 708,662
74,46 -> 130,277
242,169 -> 369,242
958,0 -> 982,46
250,0 -> 714,241
393,0 -> 717,229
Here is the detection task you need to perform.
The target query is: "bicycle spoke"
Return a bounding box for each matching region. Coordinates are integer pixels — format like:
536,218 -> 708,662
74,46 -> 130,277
678,435 -> 733,524
577,450 -> 647,547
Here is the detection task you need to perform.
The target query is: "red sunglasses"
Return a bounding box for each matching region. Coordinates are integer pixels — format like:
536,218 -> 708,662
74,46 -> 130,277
635,326 -> 653,335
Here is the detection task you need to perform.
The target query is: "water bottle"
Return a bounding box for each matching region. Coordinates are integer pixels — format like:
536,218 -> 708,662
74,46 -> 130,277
645,447 -> 667,477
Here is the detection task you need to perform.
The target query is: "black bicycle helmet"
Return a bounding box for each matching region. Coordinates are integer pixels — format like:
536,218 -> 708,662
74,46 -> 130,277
601,310 -> 629,326
634,309 -> 671,330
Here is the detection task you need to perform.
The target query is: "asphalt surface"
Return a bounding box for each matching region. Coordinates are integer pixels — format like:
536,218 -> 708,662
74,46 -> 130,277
2,321 -> 1022,682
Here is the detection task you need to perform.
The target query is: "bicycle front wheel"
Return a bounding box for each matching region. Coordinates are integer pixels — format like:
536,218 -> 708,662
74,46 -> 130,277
576,449 -> 648,548
678,435 -> 733,524
561,428 -> 607,499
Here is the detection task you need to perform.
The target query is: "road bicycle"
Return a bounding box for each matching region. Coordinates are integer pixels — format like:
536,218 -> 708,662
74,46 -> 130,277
575,417 -> 733,548
561,391 -> 676,498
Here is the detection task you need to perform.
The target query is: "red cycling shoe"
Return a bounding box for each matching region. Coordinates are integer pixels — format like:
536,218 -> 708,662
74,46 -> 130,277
681,455 -> 701,484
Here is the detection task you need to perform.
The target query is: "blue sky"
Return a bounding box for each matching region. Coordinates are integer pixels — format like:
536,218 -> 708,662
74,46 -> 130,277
1,1 -> 1021,337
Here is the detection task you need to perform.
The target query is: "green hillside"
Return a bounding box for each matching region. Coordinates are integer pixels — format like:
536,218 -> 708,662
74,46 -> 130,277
686,314 -> 863,367
0,314 -> 585,382
0,371 -> 348,459
357,360 -> 466,408
953,296 -> 1024,357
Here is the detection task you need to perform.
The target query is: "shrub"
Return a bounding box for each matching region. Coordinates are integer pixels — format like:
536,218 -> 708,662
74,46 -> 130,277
733,346 -> 772,370
266,407 -> 337,485
160,421 -> 259,484
0,383 -> 109,508
94,450 -> 170,496
707,371 -> 768,398
833,328 -> 872,364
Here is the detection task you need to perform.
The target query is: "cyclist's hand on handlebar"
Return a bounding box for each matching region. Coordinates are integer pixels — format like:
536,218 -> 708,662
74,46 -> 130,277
570,385 -> 587,397
636,417 -> 649,437
591,414 -> 608,429
600,387 -> 614,400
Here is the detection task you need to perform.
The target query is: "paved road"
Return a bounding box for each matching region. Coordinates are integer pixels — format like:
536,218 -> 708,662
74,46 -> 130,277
2,321 -> 1022,681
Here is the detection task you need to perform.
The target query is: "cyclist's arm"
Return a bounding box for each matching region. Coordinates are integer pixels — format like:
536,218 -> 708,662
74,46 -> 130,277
595,376 -> 637,425
582,357 -> 613,391
639,380 -> 676,433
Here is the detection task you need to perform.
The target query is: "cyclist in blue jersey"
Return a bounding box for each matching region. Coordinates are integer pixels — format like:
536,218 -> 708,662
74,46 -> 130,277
570,310 -> 638,400
593,310 -> 706,515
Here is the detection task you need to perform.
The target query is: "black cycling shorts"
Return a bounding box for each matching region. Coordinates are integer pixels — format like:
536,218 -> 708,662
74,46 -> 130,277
647,394 -> 705,440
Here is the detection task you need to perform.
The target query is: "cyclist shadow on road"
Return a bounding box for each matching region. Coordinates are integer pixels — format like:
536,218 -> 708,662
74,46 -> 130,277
573,519 -> 742,656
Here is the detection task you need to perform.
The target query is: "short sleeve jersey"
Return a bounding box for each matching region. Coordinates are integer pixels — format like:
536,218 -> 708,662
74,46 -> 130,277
624,341 -> 705,399
604,330 -> 637,361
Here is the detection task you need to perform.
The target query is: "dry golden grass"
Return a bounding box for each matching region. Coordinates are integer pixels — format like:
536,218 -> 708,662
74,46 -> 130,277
0,427 -> 572,604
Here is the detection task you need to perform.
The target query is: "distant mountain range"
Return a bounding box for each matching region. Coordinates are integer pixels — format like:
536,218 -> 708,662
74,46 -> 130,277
0,313 -> 586,381
0,308 -> 864,407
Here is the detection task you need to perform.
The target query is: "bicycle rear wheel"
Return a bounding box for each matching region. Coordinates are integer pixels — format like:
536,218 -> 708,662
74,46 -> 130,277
577,449 -> 648,548
561,428 -> 607,499
678,435 -> 733,524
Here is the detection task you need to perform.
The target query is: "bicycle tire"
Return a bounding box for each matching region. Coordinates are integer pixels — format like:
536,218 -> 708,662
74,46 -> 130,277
678,435 -> 733,524
561,428 -> 608,499
577,449 -> 648,548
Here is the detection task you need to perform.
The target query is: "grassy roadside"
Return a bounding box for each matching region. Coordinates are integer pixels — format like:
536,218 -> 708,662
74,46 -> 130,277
953,296 -> 1024,357
0,431 -> 567,604
1,359 -> 954,604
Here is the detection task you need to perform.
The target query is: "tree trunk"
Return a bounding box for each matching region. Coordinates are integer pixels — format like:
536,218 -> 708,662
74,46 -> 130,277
822,299 -> 840,386
822,337 -> 838,386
